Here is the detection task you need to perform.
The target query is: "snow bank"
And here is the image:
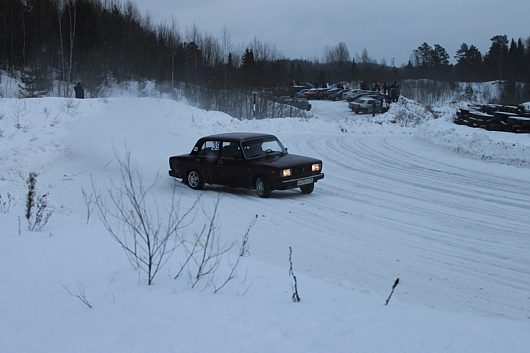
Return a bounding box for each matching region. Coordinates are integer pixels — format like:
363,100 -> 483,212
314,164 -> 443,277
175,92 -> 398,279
330,97 -> 530,167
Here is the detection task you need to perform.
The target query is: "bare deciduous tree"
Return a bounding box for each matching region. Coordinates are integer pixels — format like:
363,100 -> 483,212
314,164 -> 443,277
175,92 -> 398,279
66,0 -> 77,83
324,42 -> 350,64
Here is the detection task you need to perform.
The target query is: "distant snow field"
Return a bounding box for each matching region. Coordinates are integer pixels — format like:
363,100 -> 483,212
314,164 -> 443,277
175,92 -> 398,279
1,97 -> 529,353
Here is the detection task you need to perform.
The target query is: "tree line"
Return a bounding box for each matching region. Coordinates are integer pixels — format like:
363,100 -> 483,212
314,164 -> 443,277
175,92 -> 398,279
1,0 -> 529,99
406,36 -> 530,83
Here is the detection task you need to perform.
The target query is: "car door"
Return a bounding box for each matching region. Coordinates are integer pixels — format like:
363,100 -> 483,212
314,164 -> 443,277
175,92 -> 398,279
216,141 -> 246,186
195,140 -> 221,184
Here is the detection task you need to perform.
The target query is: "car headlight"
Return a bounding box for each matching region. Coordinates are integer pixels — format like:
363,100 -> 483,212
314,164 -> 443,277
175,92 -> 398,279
282,169 -> 292,177
312,163 -> 321,172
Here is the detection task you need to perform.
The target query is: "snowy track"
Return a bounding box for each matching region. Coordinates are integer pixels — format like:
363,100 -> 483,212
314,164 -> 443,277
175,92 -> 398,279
207,111 -> 530,319
148,97 -> 530,320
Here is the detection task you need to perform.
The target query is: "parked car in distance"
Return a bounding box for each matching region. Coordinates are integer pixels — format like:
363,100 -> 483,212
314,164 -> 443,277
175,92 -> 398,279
168,133 -> 324,198
304,88 -> 330,100
325,88 -> 345,101
342,89 -> 360,101
294,89 -> 310,98
290,85 -> 311,97
348,96 -> 386,114
346,90 -> 381,102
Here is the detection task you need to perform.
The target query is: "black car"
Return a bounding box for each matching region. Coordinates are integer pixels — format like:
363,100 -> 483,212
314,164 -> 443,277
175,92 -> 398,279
168,133 -> 324,197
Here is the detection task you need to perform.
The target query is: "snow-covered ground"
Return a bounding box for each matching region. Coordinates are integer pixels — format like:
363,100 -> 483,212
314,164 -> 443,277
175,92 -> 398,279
1,97 -> 529,353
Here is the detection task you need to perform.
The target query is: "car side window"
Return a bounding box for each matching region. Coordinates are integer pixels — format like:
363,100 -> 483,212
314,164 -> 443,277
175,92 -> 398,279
197,140 -> 220,156
221,141 -> 242,159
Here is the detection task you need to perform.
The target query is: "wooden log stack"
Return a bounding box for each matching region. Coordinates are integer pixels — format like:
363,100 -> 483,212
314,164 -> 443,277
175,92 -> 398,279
455,104 -> 530,133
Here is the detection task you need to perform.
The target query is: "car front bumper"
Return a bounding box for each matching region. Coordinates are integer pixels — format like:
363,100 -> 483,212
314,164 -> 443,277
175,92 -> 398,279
272,173 -> 324,190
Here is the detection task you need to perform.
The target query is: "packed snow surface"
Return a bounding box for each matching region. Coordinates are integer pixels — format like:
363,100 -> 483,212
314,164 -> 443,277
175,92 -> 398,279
1,97 -> 529,353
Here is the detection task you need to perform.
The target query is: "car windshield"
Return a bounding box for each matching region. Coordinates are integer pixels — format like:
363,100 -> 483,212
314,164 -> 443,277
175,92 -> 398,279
241,137 -> 286,159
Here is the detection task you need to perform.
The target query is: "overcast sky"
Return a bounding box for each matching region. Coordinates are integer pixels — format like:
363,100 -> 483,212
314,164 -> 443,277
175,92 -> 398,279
132,0 -> 530,65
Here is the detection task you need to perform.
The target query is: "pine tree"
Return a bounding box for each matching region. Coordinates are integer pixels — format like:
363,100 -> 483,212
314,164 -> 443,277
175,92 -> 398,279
18,65 -> 50,98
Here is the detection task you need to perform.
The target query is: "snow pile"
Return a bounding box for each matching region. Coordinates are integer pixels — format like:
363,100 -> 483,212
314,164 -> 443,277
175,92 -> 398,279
320,97 -> 530,167
416,106 -> 530,167
385,97 -> 436,127
0,98 -> 76,184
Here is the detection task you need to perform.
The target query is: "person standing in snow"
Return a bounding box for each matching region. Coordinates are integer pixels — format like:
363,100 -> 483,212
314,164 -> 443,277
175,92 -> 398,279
74,82 -> 85,99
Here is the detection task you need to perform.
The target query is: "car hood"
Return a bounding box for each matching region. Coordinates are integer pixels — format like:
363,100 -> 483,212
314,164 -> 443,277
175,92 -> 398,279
250,153 -> 321,168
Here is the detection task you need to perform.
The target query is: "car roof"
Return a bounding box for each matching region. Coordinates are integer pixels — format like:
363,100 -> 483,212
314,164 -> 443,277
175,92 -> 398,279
201,132 -> 277,142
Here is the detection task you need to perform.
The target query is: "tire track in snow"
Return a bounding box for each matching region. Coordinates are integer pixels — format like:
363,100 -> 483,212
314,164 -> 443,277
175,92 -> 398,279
253,132 -> 530,320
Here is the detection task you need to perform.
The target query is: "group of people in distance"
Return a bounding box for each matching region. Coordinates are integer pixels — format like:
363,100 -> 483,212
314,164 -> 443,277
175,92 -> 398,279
360,80 -> 400,102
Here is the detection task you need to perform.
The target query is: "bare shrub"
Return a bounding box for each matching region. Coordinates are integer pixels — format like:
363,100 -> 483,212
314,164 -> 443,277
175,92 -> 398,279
94,152 -> 198,285
176,197 -> 256,293
81,184 -> 99,224
61,281 -> 93,309
25,172 -> 53,231
0,192 -> 13,214
94,152 -> 255,289
25,172 -> 37,220
212,217 -> 256,293
239,215 -> 257,257
185,197 -> 233,288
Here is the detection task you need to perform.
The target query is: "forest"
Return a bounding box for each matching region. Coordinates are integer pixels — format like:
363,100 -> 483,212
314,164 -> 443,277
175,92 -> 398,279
1,0 -> 530,103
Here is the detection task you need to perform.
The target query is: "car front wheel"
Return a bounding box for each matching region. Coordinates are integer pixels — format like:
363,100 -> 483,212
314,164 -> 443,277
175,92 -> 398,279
187,170 -> 204,190
300,183 -> 314,194
255,177 -> 271,198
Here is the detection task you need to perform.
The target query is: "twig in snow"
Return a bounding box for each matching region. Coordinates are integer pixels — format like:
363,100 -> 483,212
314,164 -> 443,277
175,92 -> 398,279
61,281 -> 93,309
385,278 -> 400,306
289,246 -> 300,303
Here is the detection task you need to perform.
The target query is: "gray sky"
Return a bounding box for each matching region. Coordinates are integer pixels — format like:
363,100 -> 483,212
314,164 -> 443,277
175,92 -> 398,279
132,0 -> 530,65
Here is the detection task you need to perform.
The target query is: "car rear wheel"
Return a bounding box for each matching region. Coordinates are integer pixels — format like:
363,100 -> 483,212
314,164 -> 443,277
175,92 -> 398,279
187,170 -> 204,190
255,177 -> 271,198
300,183 -> 314,194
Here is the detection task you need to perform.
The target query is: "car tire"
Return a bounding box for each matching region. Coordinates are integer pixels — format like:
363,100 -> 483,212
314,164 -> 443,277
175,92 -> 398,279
255,176 -> 271,198
300,183 -> 314,194
186,170 -> 204,190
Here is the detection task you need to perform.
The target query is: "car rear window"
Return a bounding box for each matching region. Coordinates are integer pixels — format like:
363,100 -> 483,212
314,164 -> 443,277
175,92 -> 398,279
197,140 -> 220,156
